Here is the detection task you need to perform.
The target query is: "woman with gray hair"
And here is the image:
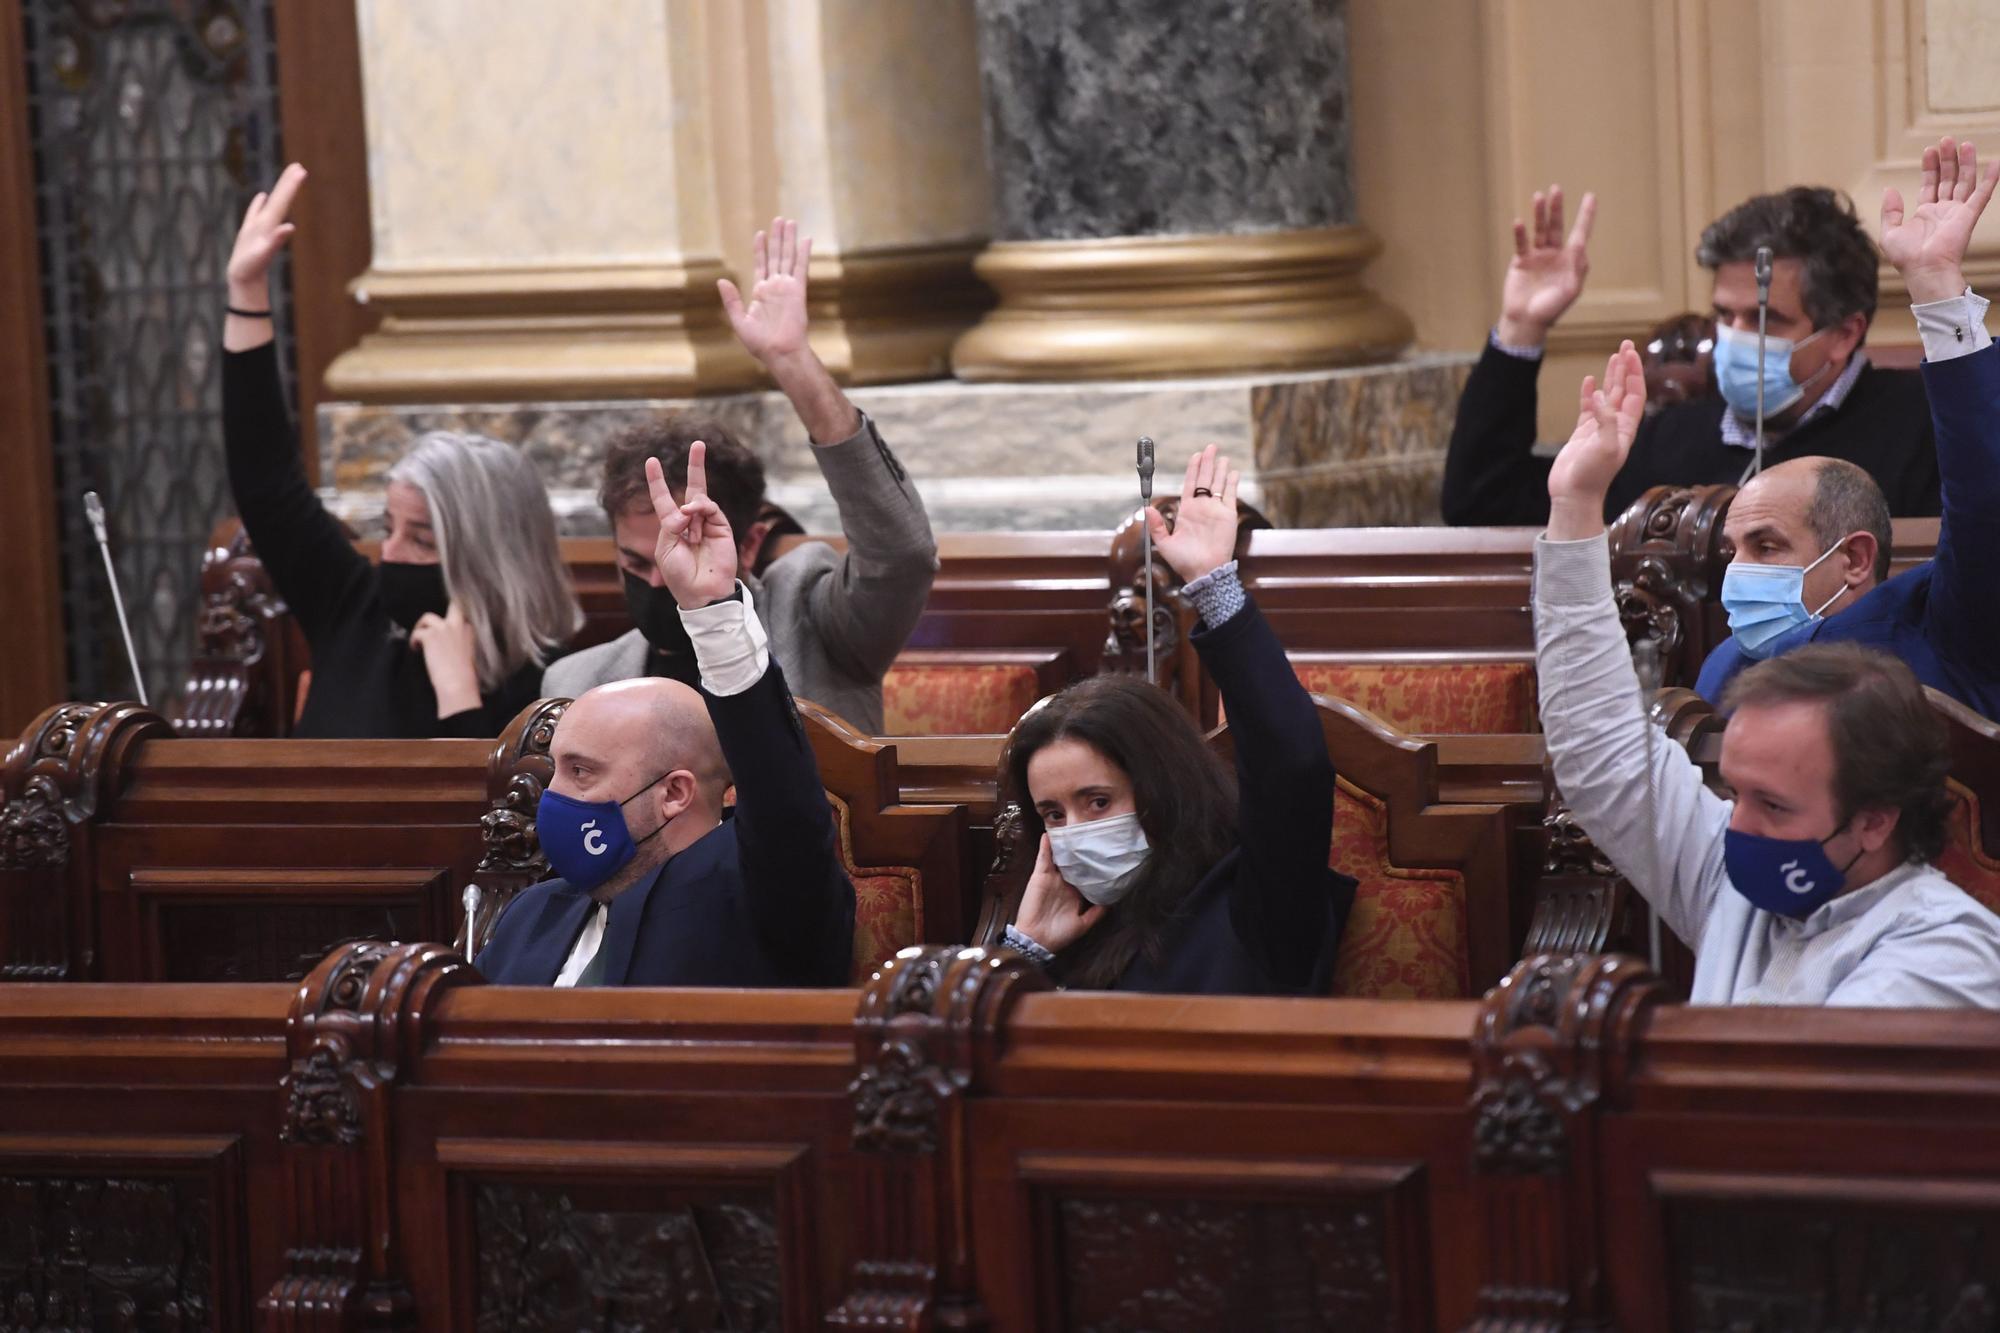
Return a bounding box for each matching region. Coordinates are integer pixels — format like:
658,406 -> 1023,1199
219,164 -> 581,737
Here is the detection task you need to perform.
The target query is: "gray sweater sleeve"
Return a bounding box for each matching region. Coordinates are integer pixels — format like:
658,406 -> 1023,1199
1534,532 -> 1733,949
800,411 -> 939,680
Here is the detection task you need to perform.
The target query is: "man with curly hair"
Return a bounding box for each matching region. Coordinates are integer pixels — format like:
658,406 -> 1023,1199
1443,180 -> 1941,525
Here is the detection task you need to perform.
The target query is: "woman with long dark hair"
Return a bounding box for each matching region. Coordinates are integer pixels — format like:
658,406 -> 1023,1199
999,447 -> 1355,993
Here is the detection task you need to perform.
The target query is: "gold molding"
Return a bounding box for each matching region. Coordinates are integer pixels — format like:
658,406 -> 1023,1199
804,240 -> 993,386
949,225 -> 1414,382
323,260 -> 761,403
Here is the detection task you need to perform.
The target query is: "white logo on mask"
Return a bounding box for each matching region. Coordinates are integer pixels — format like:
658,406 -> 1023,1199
1779,859 -> 1816,895
582,819 -> 607,857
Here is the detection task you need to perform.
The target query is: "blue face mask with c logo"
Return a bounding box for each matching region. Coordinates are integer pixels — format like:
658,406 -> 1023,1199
535,773 -> 671,890
1720,543 -> 1845,659
1711,321 -> 1831,418
1723,821 -> 1864,919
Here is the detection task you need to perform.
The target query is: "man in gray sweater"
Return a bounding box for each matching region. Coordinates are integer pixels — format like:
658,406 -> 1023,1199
543,218 -> 937,732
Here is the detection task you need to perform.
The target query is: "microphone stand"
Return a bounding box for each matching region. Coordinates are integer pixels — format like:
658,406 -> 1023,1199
1136,437 -> 1156,684
1753,244 -> 1773,476
84,490 -> 149,706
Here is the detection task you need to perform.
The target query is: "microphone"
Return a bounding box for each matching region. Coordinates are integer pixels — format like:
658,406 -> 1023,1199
1136,438 -> 1156,684
83,490 -> 149,706
1631,633 -> 1664,973
1752,244 -> 1773,475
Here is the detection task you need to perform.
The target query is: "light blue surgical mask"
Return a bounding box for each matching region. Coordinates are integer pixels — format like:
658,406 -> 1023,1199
1046,811 -> 1151,906
1720,543 -> 1845,659
1712,321 -> 1831,418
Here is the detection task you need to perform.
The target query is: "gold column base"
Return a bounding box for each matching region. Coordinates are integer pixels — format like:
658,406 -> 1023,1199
950,225 -> 1414,382
322,262 -> 762,403
805,241 -> 993,386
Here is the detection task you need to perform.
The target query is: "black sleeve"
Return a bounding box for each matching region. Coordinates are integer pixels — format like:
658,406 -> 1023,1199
1599,412 -> 1673,522
222,343 -> 371,643
1193,598 -> 1353,991
705,659 -> 856,984
432,662 -> 548,739
1440,343 -> 1557,526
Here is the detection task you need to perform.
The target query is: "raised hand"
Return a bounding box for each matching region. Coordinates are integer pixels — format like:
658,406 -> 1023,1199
1881,136 -> 1999,304
1013,833 -> 1105,954
410,601 -> 481,719
1546,340 -> 1647,539
648,444 -> 739,610
228,162 -> 306,303
718,217 -> 812,368
1149,445 -> 1241,585
1498,185 -> 1597,349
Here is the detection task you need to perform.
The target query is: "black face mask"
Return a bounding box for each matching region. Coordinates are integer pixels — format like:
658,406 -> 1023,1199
378,560 -> 450,632
622,570 -> 693,659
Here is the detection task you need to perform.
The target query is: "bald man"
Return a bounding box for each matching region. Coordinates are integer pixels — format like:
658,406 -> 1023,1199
1696,135 -> 2000,720
474,442 -> 855,987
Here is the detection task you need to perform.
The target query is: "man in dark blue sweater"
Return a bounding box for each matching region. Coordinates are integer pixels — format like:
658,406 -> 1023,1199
1697,136 -> 2000,722
475,442 -> 856,988
1442,180 -> 1939,526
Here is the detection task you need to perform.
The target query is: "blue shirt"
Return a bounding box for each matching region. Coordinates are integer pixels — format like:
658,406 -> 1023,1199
1699,340 -> 2000,720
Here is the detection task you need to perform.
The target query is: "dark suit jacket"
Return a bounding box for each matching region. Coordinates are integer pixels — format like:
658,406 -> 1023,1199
1698,342 -> 2000,721
475,658 -> 856,987
1110,599 -> 1357,995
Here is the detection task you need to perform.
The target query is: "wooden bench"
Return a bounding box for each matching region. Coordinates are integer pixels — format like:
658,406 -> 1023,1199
175,515 -> 1558,741
0,696 -> 967,985
8,943 -> 2000,1327
5,687 -> 1555,999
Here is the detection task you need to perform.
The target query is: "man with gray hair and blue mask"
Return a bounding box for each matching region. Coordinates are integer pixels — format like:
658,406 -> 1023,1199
1698,135 -> 2000,722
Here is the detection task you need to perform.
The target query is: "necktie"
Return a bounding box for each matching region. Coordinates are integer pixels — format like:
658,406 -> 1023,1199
571,902 -> 610,987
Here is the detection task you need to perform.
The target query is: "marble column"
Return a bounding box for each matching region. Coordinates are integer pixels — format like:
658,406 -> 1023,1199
326,0 -> 757,402
952,0 -> 1412,381
749,0 -> 994,384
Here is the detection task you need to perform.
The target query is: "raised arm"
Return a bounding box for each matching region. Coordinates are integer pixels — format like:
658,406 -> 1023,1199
1441,186 -> 1599,526
1538,344 -> 1733,945
1881,136 -> 2000,677
221,163 -> 369,641
1153,448 -> 1346,989
720,218 -> 936,678
649,442 -> 854,982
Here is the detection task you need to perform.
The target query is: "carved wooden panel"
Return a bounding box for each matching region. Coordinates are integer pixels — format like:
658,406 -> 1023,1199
1048,1192 -> 1393,1331
1661,1174 -> 2000,1331
0,1173 -> 216,1329
471,1182 -> 780,1332
133,867 -> 451,982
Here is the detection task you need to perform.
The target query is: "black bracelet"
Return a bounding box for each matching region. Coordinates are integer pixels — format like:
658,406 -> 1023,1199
226,304 -> 273,318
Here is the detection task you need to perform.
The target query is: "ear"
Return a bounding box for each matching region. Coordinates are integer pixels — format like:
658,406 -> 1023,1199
1825,310 -> 1869,364
1850,804 -> 1902,855
737,517 -> 777,572
1839,530 -> 1880,588
657,769 -> 700,823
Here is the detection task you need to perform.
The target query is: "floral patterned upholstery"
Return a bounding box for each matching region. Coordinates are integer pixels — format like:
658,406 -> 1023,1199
1327,777 -> 1471,999
1287,660 -> 1538,735
883,663 -> 1045,735
825,792 -> 924,983
1936,780 -> 2000,915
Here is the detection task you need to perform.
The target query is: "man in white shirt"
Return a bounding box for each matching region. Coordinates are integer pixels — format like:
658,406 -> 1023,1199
1531,138 -> 2000,1008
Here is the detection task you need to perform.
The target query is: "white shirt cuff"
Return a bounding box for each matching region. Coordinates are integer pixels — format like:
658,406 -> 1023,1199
678,581 -> 771,696
1912,287 -> 1992,362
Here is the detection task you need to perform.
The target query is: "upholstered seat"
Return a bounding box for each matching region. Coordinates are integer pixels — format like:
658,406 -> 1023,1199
1288,659 -> 1539,736
1328,777 -> 1472,998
